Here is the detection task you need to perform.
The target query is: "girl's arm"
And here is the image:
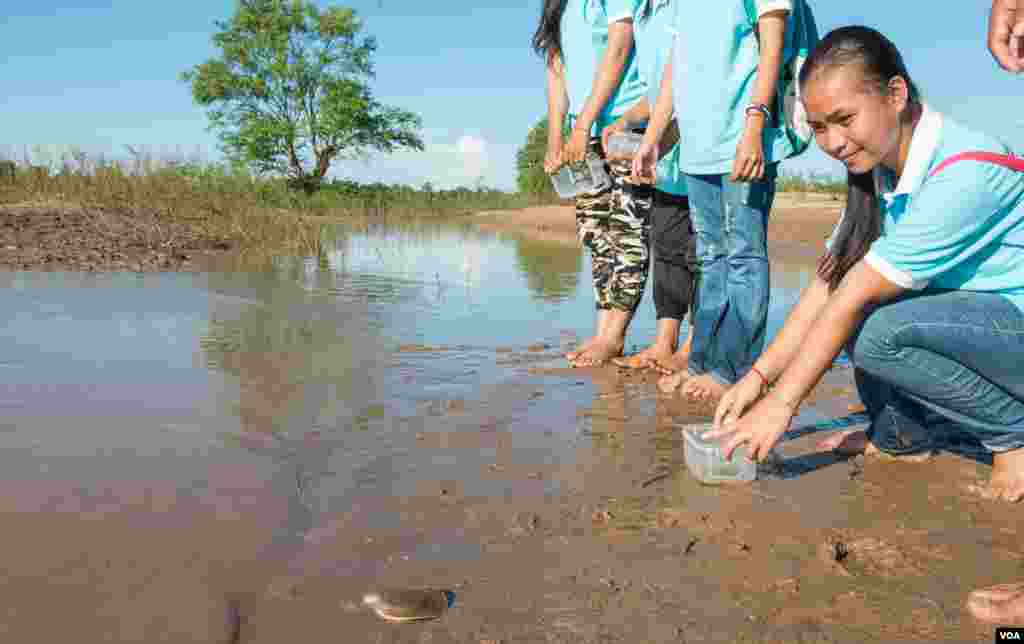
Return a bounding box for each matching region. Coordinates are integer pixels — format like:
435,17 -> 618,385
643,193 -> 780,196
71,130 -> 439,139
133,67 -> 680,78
563,20 -> 635,163
713,271 -> 830,427
630,56 -> 675,181
544,53 -> 570,173
600,97 -> 649,157
732,9 -> 788,182
709,261 -> 906,462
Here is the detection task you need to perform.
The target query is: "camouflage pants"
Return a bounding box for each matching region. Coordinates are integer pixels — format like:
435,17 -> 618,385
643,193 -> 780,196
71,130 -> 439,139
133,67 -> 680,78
575,147 -> 653,312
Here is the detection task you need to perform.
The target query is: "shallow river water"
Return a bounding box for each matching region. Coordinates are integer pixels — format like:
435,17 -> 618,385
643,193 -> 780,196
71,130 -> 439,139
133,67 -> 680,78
0,218 -> 1002,643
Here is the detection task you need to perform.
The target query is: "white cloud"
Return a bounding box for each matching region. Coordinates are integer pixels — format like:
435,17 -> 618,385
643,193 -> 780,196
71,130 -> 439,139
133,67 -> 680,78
333,133 -> 517,190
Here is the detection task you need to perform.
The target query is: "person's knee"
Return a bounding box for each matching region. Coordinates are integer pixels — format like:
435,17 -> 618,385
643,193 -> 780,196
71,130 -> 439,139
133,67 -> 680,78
850,307 -> 905,373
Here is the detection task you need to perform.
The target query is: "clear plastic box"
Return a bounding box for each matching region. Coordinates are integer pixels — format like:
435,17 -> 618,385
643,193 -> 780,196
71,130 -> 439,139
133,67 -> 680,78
605,131 -> 644,161
549,155 -> 611,199
681,423 -> 757,485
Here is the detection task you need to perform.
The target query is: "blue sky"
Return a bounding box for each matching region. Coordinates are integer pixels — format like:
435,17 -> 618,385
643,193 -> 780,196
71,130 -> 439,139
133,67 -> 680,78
1,1 -> 1021,190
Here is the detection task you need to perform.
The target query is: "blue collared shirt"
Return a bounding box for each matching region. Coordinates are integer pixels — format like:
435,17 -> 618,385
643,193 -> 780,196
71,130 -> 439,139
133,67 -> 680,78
561,0 -> 647,136
836,105 -> 1024,311
668,0 -> 795,174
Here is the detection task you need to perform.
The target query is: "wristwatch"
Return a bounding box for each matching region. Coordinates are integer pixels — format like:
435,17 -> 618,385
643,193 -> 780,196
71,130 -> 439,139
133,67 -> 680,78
745,103 -> 771,120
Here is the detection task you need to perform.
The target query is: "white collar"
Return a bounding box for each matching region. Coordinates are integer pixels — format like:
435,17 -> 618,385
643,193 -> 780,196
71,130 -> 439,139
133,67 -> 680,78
876,103 -> 943,202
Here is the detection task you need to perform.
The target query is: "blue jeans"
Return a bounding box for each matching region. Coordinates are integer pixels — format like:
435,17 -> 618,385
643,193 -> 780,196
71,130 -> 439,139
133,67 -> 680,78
684,165 -> 778,385
849,290 -> 1024,454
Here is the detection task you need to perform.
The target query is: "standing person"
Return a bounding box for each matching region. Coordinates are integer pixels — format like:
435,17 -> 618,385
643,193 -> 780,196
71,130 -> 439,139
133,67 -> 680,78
534,0 -> 654,368
701,26 -> 1024,625
989,0 -> 1024,72
607,0 -> 699,373
633,0 -> 805,401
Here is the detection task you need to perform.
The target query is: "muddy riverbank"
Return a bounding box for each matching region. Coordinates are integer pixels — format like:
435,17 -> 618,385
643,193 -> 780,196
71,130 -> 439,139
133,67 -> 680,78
0,196 -> 1014,642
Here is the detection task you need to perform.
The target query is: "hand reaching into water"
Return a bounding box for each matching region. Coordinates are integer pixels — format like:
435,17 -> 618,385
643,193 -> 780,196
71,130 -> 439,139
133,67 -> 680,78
703,391 -> 795,463
712,372 -> 766,431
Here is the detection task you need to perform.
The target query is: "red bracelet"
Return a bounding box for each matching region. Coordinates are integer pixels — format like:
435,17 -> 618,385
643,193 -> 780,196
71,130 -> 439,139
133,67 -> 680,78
750,366 -> 768,391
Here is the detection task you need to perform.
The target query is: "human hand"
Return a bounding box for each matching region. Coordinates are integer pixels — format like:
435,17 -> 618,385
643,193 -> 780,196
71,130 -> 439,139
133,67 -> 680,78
712,372 -> 766,431
544,138 -> 564,174
630,139 -> 658,185
703,392 -> 794,462
989,0 -> 1024,72
730,121 -> 765,182
563,127 -> 590,165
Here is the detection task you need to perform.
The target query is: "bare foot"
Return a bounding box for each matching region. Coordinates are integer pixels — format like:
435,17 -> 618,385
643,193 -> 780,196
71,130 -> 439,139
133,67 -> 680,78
612,344 -> 673,370
566,336 -> 599,363
571,339 -> 624,367
967,447 -> 1024,503
650,349 -> 691,376
967,582 -> 1024,624
680,374 -> 728,402
817,429 -> 935,463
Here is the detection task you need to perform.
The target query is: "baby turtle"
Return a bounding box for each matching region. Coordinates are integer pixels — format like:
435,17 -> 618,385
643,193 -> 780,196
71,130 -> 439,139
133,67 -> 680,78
363,588 -> 455,623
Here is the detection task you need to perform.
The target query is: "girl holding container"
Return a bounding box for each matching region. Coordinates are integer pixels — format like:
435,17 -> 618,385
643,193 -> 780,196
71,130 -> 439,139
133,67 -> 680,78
633,0 -> 805,400
604,0 -> 699,374
534,0 -> 653,367
702,25 -> 1024,625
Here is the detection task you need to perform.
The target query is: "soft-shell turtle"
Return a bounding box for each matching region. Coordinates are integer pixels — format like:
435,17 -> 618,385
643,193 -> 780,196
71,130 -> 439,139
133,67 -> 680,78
363,588 -> 455,623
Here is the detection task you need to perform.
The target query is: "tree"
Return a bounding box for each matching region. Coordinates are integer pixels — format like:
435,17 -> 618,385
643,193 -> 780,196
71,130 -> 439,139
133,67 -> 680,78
181,0 -> 423,194
515,116 -> 560,198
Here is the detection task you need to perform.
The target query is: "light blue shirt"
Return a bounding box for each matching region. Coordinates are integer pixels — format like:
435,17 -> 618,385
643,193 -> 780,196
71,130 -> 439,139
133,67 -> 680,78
633,0 -> 686,196
561,0 -> 647,136
669,0 -> 796,174
852,106 -> 1024,312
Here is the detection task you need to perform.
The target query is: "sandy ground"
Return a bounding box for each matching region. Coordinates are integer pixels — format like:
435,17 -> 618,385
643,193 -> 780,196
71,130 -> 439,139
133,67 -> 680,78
1,195 -> 1018,642
475,192 -> 845,252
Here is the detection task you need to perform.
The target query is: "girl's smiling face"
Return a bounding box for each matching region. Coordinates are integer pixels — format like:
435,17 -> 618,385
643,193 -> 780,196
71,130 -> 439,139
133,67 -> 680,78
802,64 -> 911,175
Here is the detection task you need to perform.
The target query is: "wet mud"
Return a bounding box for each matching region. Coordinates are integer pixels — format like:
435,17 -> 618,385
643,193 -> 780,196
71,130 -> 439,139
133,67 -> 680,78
0,201 -> 1014,643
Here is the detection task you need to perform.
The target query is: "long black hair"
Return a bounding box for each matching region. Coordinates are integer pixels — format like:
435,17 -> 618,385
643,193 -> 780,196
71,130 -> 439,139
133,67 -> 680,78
532,0 -> 569,64
798,26 -> 921,291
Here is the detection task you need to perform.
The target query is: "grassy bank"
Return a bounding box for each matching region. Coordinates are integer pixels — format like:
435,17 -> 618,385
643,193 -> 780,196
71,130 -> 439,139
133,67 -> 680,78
0,153 -> 845,261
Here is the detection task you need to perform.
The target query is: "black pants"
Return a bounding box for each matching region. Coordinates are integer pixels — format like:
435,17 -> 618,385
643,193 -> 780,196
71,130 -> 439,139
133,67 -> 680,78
650,190 -> 698,321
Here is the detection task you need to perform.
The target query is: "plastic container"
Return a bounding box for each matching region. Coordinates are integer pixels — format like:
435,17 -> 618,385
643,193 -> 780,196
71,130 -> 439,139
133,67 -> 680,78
605,131 -> 644,161
681,423 -> 757,485
550,155 -> 611,199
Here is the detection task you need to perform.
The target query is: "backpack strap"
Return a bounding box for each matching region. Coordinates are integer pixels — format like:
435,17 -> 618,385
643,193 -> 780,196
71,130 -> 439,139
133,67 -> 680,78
929,152 -> 1024,178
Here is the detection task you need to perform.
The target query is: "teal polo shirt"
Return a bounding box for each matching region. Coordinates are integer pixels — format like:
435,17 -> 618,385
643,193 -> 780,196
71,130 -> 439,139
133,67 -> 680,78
561,0 -> 647,136
835,106 -> 1024,311
633,0 -> 686,196
669,0 -> 796,175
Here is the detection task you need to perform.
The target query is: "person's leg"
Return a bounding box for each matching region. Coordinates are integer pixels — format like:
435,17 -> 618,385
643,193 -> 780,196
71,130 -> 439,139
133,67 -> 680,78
683,167 -> 776,401
680,174 -> 726,388
817,367 -> 939,463
567,144 -> 617,364
828,290 -> 1024,500
573,158 -> 653,366
615,191 -> 692,369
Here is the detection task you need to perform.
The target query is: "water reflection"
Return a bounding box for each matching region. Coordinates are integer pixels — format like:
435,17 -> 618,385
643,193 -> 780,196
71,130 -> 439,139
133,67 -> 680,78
513,236 -> 582,300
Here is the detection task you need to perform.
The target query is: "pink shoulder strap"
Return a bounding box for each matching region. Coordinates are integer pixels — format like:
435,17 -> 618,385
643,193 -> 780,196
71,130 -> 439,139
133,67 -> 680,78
929,151 -> 1024,178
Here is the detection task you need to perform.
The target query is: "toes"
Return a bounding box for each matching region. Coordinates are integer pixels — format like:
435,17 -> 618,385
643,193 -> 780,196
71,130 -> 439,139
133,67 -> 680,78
969,583 -> 1024,601
966,591 -> 1024,624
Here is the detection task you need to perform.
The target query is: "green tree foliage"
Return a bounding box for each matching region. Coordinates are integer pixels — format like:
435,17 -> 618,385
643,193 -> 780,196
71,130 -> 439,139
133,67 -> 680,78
515,117 -> 559,198
181,0 -> 424,194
